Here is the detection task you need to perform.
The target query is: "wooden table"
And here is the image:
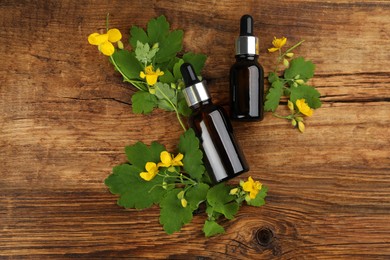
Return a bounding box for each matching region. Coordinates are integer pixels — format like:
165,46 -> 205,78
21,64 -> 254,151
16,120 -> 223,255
1,1 -> 389,259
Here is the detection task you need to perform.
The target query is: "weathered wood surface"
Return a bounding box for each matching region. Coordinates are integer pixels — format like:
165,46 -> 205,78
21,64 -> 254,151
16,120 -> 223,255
1,0 -> 389,259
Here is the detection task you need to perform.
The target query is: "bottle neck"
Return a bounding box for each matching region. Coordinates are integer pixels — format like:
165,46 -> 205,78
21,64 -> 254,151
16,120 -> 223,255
235,54 -> 258,61
190,99 -> 213,111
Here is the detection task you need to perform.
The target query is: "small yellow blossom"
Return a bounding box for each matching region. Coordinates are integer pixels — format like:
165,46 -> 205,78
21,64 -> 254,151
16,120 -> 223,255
242,176 -> 262,200
298,121 -> 305,133
88,28 -> 122,56
268,36 -> 287,52
158,151 -> 184,168
296,99 -> 313,117
139,162 -> 159,181
140,65 -> 164,86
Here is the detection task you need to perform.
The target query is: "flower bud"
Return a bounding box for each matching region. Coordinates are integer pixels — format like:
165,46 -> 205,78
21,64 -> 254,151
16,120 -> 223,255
181,198 -> 188,208
295,79 -> 305,85
239,180 -> 244,187
291,119 -> 297,127
283,58 -> 289,67
287,100 -> 294,111
162,181 -> 168,190
152,43 -> 159,49
117,40 -> 124,50
294,74 -> 300,79
149,88 -> 156,95
298,121 -> 305,133
170,83 -> 177,89
177,81 -> 185,90
295,116 -> 304,122
229,188 -> 239,195
286,52 -> 294,58
292,82 -> 298,88
245,195 -> 251,202
177,190 -> 185,199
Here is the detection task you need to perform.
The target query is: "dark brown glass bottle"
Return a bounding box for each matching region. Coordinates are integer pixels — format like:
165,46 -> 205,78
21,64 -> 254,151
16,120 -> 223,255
181,63 -> 249,184
230,15 -> 264,121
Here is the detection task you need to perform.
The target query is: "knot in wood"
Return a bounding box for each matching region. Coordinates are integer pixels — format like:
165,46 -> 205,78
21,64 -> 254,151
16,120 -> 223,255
255,227 -> 274,246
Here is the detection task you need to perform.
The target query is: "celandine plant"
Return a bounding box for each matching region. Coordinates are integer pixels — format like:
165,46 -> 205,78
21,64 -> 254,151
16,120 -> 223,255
265,37 -> 321,132
88,15 -> 267,237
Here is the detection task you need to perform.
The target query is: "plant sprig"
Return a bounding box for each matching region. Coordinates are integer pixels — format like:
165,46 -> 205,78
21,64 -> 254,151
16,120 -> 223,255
265,37 -> 321,132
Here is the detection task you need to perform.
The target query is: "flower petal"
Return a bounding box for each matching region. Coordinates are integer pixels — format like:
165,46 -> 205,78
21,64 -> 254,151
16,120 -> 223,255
100,41 -> 115,56
159,151 -> 172,167
146,74 -> 158,85
268,47 -> 279,53
88,33 -> 108,45
140,171 -> 155,181
145,162 -> 157,173
107,28 -> 122,43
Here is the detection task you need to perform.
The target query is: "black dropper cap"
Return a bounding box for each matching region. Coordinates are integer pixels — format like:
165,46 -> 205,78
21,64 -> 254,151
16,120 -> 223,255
240,14 -> 254,36
180,63 -> 211,107
181,63 -> 200,86
236,14 -> 258,55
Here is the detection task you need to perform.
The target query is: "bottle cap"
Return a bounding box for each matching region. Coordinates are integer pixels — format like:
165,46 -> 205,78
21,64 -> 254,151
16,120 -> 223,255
235,15 -> 259,55
180,63 -> 211,107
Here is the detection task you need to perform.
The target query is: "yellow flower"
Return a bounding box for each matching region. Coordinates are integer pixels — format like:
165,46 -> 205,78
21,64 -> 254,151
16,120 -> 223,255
268,36 -> 287,52
242,176 -> 262,200
296,99 -> 313,117
88,28 -> 122,56
140,65 -> 164,86
157,151 -> 184,168
139,162 -> 159,181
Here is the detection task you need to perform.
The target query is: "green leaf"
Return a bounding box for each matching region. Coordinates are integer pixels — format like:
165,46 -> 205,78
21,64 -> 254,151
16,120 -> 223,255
186,183 -> 210,210
131,91 -> 157,114
154,82 -> 177,111
155,30 -> 183,63
177,92 -> 192,117
125,141 -> 165,170
159,70 -> 175,84
206,183 -> 238,220
268,72 -> 279,84
264,80 -> 284,112
111,50 -> 143,80
104,164 -> 166,209
135,41 -> 158,64
183,52 -> 207,75
173,59 -> 185,81
284,57 -> 315,81
178,129 -> 205,180
203,220 -> 225,237
247,186 -> 268,207
147,15 -> 170,44
129,26 -> 149,49
159,189 -> 193,234
290,84 -> 322,109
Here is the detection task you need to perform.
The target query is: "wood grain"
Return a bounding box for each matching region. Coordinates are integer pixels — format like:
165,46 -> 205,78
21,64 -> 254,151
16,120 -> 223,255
1,0 -> 389,259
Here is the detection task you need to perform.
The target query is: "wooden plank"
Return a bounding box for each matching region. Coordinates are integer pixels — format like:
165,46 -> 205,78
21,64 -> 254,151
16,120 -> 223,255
0,0 -> 389,258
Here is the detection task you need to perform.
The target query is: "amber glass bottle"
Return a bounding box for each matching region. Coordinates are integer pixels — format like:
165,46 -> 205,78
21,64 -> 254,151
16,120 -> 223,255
230,14 -> 264,121
181,63 -> 249,184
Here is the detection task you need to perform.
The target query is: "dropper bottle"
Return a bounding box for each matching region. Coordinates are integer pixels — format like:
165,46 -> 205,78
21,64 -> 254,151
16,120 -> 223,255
230,14 -> 264,121
181,63 -> 249,184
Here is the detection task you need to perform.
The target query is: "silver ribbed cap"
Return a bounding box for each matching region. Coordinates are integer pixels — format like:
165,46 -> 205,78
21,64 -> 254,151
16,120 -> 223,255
183,81 -> 211,107
236,36 -> 259,55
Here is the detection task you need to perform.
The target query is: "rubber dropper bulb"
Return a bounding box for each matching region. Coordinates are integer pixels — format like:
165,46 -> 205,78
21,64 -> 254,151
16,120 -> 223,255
240,14 -> 254,36
181,63 -> 200,87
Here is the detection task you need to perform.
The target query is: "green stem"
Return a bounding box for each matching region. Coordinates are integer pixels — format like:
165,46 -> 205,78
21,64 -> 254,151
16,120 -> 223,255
109,56 -> 148,91
154,84 -> 187,132
281,39 -> 305,57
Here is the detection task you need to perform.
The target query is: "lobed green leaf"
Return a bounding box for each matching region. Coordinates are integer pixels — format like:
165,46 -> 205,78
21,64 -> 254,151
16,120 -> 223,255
159,189 -> 193,234
178,129 -> 205,180
203,220 -> 225,237
290,84 -> 322,109
264,80 -> 284,112
131,91 -> 157,114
